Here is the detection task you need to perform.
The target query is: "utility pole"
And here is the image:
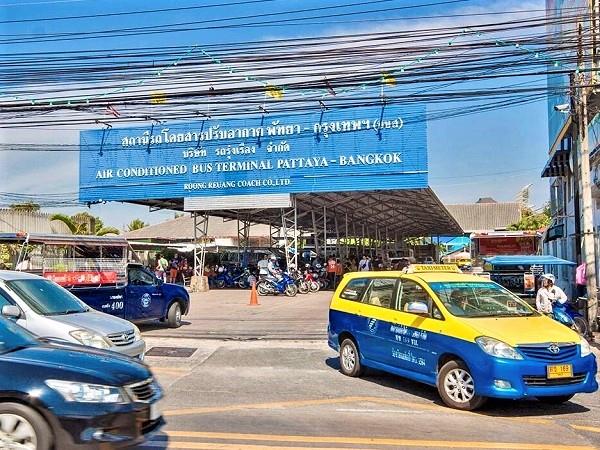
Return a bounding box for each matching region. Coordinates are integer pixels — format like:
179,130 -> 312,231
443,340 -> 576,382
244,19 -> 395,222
576,20 -> 599,333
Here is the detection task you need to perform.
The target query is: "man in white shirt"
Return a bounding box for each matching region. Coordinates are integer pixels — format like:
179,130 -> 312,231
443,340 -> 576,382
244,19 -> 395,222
536,273 -> 567,314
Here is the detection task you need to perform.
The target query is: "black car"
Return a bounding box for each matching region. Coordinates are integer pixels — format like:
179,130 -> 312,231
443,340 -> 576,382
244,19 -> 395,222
0,316 -> 163,449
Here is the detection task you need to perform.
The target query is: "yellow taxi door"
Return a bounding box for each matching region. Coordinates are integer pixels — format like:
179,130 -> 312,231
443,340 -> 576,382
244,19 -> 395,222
354,278 -> 399,366
387,278 -> 444,376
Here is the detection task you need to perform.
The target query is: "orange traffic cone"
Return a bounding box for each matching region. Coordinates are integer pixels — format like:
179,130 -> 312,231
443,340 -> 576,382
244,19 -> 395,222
249,280 -> 259,306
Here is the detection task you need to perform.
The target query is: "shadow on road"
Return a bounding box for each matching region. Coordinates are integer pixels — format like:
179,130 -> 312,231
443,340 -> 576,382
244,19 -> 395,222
138,321 -> 192,332
324,357 -> 591,417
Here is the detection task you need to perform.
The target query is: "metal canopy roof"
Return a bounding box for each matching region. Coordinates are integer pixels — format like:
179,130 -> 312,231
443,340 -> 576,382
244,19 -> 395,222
129,187 -> 463,238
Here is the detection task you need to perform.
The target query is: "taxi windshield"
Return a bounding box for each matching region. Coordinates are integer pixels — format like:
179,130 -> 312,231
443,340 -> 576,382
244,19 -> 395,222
428,281 -> 537,318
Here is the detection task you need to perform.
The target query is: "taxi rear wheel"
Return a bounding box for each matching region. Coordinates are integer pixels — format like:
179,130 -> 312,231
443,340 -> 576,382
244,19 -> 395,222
339,338 -> 363,377
437,360 -> 487,411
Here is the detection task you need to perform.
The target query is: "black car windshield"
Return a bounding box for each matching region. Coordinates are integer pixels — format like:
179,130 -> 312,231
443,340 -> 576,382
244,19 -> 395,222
429,281 -> 538,318
0,317 -> 37,354
6,279 -> 88,316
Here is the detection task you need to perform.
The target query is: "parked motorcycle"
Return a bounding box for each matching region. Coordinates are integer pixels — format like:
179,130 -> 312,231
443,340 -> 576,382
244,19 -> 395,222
289,268 -> 309,294
553,300 -> 588,336
303,265 -> 320,293
257,272 -> 298,297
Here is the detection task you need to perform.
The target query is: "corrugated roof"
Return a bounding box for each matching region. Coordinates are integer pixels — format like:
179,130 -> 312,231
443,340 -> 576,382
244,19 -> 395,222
124,215 -> 271,242
445,202 -> 521,233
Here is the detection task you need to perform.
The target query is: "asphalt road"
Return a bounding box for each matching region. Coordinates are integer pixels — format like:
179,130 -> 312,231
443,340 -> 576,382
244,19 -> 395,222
137,290 -> 600,450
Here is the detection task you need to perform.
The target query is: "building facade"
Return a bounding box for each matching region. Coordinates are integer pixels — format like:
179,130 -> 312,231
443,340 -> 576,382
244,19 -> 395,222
543,0 -> 598,296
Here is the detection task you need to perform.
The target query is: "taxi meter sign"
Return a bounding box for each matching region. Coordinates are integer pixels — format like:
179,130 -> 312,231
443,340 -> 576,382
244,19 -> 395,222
404,264 -> 461,274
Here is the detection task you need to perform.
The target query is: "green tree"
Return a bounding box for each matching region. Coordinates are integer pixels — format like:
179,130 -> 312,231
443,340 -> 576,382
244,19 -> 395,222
9,202 -> 40,212
50,213 -> 119,236
507,205 -> 551,231
127,219 -> 147,231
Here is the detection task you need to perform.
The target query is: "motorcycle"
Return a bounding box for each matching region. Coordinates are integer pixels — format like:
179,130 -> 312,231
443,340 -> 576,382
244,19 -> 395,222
552,299 -> 588,336
303,265 -> 320,293
256,272 -> 298,297
288,268 -> 309,294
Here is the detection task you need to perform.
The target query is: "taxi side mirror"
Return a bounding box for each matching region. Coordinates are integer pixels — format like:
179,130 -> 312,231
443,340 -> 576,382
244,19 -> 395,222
2,305 -> 22,320
406,301 -> 429,315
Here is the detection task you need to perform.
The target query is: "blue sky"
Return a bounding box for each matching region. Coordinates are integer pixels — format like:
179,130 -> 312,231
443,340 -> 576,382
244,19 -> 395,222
0,0 -> 550,229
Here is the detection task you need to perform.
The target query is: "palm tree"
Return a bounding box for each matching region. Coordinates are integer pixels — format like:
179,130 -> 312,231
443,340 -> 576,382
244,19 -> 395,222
50,213 -> 119,236
127,219 -> 147,231
9,202 -> 40,212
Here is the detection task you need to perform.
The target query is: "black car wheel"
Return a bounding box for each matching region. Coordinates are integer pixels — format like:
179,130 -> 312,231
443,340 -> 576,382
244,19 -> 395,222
167,302 -> 182,328
0,402 -> 52,450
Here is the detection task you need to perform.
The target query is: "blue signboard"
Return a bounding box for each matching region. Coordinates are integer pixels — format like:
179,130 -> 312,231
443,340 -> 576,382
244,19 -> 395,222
79,103 -> 428,202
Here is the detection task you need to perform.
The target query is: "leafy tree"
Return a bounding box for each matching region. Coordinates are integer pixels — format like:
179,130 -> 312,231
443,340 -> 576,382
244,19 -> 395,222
9,202 -> 40,212
127,219 -> 147,231
507,205 -> 551,231
50,213 -> 119,236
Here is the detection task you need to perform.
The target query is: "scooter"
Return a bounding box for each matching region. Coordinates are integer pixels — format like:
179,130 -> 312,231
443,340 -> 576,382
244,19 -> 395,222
552,299 -> 588,336
256,272 -> 298,297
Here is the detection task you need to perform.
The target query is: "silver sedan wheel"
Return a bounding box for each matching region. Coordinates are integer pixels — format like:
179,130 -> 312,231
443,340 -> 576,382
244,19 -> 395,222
443,368 -> 475,403
0,413 -> 37,450
341,344 -> 356,372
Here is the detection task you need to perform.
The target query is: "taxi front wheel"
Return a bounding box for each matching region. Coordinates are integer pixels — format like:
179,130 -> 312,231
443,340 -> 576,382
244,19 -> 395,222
437,360 -> 487,411
339,338 -> 364,377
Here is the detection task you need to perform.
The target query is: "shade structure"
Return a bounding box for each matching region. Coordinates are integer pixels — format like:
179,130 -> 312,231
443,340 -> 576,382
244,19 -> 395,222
129,187 -> 463,239
484,255 -> 576,266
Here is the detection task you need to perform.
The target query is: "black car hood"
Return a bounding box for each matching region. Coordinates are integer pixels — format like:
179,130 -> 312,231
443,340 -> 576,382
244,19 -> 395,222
3,343 -> 151,386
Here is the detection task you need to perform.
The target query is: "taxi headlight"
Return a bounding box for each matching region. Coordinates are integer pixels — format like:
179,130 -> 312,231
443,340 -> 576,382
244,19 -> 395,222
580,337 -> 592,357
476,336 -> 523,360
69,330 -> 111,349
133,325 -> 142,342
45,380 -> 127,403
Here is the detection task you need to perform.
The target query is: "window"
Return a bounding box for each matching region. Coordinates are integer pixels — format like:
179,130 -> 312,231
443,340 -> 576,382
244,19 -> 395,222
0,289 -> 14,309
363,278 -> 396,308
128,267 -> 156,286
340,278 -> 370,301
397,280 -> 431,314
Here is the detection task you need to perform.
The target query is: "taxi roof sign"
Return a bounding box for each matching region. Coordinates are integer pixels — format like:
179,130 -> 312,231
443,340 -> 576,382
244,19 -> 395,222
404,264 -> 462,274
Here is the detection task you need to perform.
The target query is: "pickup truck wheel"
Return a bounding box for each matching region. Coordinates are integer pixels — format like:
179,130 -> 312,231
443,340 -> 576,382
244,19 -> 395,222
0,402 -> 52,450
167,302 -> 182,328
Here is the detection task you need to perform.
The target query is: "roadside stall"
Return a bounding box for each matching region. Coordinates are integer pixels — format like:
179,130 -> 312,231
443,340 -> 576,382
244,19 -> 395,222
483,255 -> 577,303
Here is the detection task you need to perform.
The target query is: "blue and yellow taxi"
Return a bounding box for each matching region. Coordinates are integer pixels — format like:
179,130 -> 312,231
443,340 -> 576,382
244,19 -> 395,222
328,265 -> 598,410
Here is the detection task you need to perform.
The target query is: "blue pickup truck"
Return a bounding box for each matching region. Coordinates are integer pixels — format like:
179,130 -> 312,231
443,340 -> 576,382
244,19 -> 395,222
70,263 -> 190,328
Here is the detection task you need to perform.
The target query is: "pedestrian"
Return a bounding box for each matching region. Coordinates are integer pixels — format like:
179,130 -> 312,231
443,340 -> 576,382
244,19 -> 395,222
335,258 -> 343,287
358,255 -> 370,271
536,273 -> 567,315
155,253 -> 168,282
257,254 -> 269,278
169,255 -> 179,284
327,255 -> 337,289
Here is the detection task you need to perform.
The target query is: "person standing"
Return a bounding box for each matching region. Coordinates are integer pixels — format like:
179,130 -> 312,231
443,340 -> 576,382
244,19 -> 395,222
358,255 -> 370,272
169,255 -> 180,284
327,255 -> 337,289
335,258 -> 343,288
155,253 -> 168,282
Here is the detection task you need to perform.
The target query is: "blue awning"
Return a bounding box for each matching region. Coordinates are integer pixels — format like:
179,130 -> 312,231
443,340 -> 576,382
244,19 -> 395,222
484,255 -> 576,266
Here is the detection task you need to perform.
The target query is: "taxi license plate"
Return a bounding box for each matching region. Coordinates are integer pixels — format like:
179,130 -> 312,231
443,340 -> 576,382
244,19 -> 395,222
547,364 -> 573,379
150,401 -> 161,421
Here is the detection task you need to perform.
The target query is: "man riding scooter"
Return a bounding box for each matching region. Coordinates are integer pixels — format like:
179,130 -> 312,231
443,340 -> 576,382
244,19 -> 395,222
536,273 -> 567,314
535,273 -> 588,335
267,255 -> 282,283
